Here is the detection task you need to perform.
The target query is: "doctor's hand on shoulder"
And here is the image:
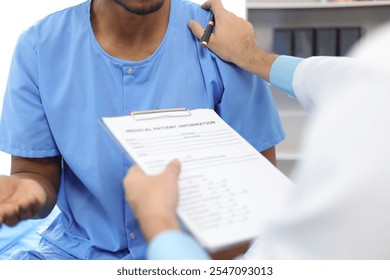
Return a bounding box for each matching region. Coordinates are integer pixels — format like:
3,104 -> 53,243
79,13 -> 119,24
188,0 -> 278,81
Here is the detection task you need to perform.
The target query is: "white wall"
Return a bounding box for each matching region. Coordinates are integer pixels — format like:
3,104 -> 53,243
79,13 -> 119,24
0,0 -> 245,175
191,0 -> 246,18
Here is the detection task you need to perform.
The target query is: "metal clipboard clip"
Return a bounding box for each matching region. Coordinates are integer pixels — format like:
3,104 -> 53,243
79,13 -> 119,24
130,107 -> 191,121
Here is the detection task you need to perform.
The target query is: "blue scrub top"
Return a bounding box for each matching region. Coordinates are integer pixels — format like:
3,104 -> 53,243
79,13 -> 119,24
0,0 -> 284,259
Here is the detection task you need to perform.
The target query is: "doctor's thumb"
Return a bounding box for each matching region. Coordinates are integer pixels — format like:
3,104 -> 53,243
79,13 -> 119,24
164,159 -> 182,179
188,20 -> 205,40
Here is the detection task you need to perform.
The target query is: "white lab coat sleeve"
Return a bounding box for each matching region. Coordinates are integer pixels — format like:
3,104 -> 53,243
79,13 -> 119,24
292,56 -> 356,114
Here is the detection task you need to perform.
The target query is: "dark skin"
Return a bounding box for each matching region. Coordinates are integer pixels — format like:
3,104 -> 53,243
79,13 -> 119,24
1,0 -> 277,259
0,156 -> 61,226
90,0 -> 170,61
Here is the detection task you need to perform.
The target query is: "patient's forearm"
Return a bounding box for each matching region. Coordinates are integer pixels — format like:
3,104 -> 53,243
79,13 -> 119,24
261,146 -> 276,166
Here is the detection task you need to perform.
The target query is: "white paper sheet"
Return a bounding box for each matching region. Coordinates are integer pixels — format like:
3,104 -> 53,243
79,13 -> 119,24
101,108 -> 291,251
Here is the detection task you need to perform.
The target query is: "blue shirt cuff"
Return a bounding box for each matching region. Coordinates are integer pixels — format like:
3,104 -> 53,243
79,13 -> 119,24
147,230 -> 210,260
269,55 -> 303,98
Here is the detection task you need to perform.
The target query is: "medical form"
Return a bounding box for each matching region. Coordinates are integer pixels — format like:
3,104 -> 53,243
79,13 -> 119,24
101,108 -> 291,252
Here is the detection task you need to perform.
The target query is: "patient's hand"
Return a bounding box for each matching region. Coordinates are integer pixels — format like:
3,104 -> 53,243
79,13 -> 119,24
0,176 -> 47,226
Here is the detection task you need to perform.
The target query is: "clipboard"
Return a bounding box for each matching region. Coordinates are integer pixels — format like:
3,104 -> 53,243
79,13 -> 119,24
130,108 -> 191,121
101,108 -> 291,252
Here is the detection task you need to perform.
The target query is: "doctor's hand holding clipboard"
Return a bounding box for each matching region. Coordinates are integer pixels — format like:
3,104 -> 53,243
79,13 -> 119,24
123,0 -> 390,260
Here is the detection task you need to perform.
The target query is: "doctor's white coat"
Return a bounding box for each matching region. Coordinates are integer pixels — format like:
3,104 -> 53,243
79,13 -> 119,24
246,23 -> 390,260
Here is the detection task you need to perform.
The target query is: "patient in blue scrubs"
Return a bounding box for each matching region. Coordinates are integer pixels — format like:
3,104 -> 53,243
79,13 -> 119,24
0,0 -> 284,259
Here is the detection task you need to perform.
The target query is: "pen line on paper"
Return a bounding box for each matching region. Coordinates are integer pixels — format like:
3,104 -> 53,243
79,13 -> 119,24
131,138 -> 240,153
127,130 -> 231,142
127,133 -> 235,148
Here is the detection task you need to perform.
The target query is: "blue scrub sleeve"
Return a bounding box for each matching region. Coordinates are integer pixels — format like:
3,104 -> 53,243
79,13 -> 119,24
147,231 -> 210,260
0,32 -> 60,158
214,60 -> 285,152
269,55 -> 303,98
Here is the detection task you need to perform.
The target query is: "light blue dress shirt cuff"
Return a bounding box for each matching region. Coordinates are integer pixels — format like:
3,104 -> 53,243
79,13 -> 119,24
269,55 -> 303,98
147,230 -> 210,260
